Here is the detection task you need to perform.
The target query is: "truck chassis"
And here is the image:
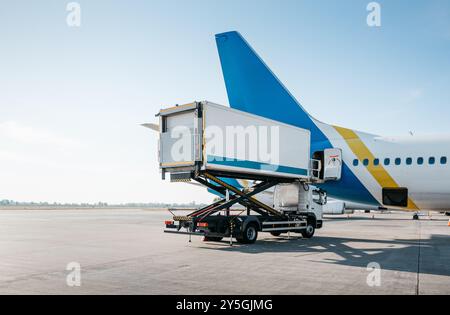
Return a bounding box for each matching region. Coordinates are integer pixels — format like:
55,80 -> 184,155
164,172 -> 323,244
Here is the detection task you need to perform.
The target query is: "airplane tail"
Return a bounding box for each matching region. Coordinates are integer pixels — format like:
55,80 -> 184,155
215,31 -> 329,144
215,31 -> 382,207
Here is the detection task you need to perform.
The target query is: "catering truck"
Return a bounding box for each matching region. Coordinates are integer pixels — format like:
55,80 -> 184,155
156,101 -> 335,244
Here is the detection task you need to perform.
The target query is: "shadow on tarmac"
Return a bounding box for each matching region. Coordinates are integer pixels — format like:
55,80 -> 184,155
199,234 -> 450,277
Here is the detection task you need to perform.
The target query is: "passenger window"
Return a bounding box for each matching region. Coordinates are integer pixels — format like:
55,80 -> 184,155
417,157 -> 424,165
363,159 -> 369,166
406,158 -> 412,165
429,157 -> 435,165
395,158 -> 401,166
374,158 -> 380,166
384,158 -> 390,166
441,157 -> 447,165
353,159 -> 359,166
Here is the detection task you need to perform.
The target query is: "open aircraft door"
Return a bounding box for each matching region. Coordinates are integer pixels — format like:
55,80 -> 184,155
323,148 -> 342,181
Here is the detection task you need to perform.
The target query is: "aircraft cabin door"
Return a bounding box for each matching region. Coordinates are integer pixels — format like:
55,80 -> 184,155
323,148 -> 342,181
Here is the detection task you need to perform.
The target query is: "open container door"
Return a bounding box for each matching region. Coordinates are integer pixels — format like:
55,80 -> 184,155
158,103 -> 203,176
323,148 -> 342,181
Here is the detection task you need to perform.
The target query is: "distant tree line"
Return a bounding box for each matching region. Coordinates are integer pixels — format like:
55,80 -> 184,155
0,199 -> 206,208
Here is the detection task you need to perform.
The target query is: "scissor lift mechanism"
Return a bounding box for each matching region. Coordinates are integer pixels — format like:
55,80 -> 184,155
165,171 -> 315,244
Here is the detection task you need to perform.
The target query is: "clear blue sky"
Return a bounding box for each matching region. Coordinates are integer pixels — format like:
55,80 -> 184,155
1,0 -> 449,203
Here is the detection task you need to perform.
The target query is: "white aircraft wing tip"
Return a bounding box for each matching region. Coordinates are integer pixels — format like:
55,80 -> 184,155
141,123 -> 159,132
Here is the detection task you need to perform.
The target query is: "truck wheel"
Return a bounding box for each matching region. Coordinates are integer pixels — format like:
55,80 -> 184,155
203,236 -> 223,242
270,232 -> 282,237
301,223 -> 315,239
237,223 -> 258,244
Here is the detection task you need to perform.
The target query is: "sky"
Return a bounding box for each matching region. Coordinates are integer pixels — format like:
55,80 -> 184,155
0,0 -> 449,204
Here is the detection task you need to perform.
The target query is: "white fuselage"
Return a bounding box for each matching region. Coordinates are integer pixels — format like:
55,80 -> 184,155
323,125 -> 450,211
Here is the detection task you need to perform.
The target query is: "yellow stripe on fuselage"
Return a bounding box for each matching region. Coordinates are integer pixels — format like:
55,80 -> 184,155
333,126 -> 419,211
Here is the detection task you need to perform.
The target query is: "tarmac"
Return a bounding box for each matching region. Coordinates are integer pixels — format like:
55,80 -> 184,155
0,209 -> 449,295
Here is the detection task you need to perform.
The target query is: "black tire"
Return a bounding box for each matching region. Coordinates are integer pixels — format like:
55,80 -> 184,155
237,223 -> 258,244
413,214 -> 419,220
301,222 -> 315,239
270,232 -> 282,237
203,236 -> 223,242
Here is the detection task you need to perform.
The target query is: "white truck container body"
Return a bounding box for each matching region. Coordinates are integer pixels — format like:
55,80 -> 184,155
159,101 -> 311,180
156,101 -> 327,244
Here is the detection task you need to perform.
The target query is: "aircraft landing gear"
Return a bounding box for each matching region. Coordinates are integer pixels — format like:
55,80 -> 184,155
413,213 -> 420,220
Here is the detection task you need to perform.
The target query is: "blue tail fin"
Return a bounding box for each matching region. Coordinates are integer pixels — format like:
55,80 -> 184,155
215,31 -> 328,144
215,32 -> 380,207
